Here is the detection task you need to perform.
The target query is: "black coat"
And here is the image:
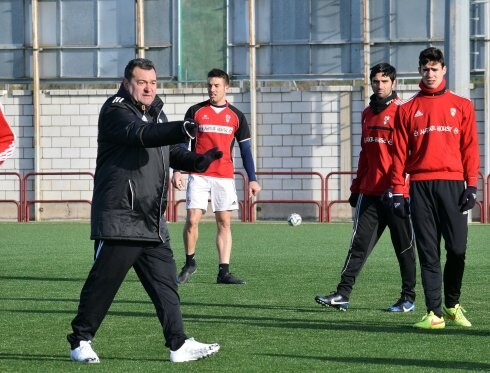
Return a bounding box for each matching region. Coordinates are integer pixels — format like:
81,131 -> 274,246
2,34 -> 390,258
90,84 -> 203,243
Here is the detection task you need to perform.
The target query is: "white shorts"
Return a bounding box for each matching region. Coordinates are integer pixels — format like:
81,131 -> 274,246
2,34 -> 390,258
186,174 -> 239,213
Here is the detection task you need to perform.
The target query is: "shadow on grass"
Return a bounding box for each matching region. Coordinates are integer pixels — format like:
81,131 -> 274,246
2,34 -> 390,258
1,295 -> 315,312
0,275 -> 85,282
0,353 -> 68,362
0,352 -> 162,363
0,275 -> 139,283
261,353 -> 490,371
3,305 -> 490,338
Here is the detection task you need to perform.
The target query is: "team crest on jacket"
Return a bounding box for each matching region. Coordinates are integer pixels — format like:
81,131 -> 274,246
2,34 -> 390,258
225,114 -> 231,123
383,116 -> 390,126
450,108 -> 456,117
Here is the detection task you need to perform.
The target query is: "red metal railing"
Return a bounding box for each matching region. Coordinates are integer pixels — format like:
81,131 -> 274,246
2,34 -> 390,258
22,172 -> 94,222
0,171 -> 23,222
326,171 -> 486,223
477,171 -> 486,223
4,169 -> 489,224
250,171 -> 324,222
483,172 -> 490,224
325,171 -> 356,222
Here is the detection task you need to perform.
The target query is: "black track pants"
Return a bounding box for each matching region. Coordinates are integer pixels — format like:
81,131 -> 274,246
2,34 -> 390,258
67,239 -> 187,351
337,194 -> 416,301
410,180 -> 468,315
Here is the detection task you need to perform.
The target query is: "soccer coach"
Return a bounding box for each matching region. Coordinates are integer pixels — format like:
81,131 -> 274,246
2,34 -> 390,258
67,58 -> 222,363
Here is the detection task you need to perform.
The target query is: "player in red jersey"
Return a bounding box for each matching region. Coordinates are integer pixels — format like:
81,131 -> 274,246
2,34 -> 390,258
173,68 -> 261,284
390,47 -> 479,329
315,63 -> 416,312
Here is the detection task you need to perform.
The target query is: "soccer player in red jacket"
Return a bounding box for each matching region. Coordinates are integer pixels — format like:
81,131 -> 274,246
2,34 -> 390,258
315,63 -> 416,312
391,47 -> 480,329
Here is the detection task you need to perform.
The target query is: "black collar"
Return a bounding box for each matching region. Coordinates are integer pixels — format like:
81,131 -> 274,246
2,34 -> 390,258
419,87 -> 447,96
369,91 -> 397,114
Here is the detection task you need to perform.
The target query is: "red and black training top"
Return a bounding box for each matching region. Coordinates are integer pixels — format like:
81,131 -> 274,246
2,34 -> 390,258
392,80 -> 480,194
351,93 -> 408,197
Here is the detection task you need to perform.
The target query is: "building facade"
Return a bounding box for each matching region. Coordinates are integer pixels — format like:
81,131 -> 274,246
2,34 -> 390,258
0,0 -> 488,221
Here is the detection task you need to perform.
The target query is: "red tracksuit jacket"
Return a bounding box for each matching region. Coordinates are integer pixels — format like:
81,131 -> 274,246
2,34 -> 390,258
351,96 -> 409,197
392,82 -> 480,194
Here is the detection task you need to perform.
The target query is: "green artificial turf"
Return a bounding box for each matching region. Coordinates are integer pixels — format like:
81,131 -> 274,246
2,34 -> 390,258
0,222 -> 489,372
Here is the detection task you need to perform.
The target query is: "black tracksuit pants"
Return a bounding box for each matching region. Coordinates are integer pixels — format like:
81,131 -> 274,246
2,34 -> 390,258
67,239 -> 187,351
410,180 -> 468,316
337,194 -> 416,302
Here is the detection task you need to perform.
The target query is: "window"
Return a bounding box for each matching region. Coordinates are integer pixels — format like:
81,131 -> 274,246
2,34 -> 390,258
0,0 -> 175,81
230,0 -> 362,78
470,1 -> 487,73
0,1 -> 28,79
179,0 -> 227,81
0,0 -> 486,82
369,0 -> 445,75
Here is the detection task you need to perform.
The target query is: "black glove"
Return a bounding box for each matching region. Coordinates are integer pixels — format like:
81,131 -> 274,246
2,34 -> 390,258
183,119 -> 197,139
459,186 -> 477,212
381,188 -> 393,207
195,147 -> 223,171
392,194 -> 407,218
348,193 -> 359,207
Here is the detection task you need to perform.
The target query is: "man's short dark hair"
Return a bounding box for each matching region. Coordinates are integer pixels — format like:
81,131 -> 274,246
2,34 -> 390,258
370,63 -> 396,82
419,47 -> 445,68
208,68 -> 229,85
124,58 -> 156,81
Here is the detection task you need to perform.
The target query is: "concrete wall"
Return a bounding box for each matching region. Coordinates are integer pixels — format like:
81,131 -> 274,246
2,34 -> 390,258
0,85 -> 486,222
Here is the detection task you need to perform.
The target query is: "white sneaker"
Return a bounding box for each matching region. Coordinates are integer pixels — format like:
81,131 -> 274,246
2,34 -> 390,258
70,340 -> 100,363
170,337 -> 220,363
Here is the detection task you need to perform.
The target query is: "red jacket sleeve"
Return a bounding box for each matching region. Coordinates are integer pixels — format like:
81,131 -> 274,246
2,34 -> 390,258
391,106 -> 409,194
0,108 -> 15,166
460,100 -> 480,187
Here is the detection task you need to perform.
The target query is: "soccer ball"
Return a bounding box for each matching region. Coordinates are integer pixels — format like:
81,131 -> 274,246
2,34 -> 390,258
287,213 -> 302,226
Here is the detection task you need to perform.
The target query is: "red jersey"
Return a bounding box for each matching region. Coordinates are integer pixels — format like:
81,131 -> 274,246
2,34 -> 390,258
392,85 -> 480,194
351,96 -> 409,197
185,100 -> 251,179
0,106 -> 15,166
